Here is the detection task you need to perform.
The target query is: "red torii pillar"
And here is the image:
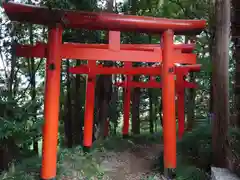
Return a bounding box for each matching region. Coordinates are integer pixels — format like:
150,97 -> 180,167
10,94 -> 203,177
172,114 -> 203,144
177,78 -> 185,139
162,30 -> 176,169
41,25 -> 62,180
176,67 -> 188,139
122,62 -> 132,138
83,61 -> 96,150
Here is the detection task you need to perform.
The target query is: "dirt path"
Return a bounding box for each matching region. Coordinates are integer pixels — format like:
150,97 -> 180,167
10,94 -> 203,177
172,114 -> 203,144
99,143 -> 164,180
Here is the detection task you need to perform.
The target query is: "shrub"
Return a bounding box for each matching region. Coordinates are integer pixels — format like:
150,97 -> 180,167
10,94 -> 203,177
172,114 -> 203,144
228,128 -> 240,177
177,124 -> 212,171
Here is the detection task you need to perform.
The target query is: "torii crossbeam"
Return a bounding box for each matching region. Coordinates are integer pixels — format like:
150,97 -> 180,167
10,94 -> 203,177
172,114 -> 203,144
3,2 -> 206,180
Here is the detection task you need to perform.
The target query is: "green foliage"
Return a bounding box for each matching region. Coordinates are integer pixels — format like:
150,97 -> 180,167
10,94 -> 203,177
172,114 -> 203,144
0,146 -> 103,180
93,132 -> 162,152
175,126 -> 240,179
176,163 -> 209,180
177,124 -> 212,169
0,133 -> 164,179
228,128 -> 240,177
173,124 -> 212,180
0,97 -> 42,146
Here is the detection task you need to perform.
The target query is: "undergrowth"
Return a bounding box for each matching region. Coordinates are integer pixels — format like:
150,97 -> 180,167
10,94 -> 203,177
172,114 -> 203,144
0,147 -> 104,180
0,132 -> 162,180
228,128 -> 240,177
1,128 -> 239,180
175,124 -> 240,180
176,124 -> 212,180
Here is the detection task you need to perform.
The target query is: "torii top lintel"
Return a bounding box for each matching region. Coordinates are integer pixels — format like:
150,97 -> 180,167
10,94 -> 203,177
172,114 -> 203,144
3,2 -> 206,35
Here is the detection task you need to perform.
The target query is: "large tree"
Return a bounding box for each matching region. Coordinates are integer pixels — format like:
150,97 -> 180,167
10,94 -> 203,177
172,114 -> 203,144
232,0 -> 240,127
212,0 -> 230,168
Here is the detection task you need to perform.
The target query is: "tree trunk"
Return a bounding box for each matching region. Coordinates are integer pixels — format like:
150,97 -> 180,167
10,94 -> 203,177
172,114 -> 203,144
28,24 -> 38,154
208,1 -> 216,124
64,60 -> 73,148
113,75 -> 120,135
232,41 -> 240,127
96,0 -> 114,139
232,0 -> 240,127
212,0 -> 230,168
149,89 -> 154,133
0,138 -> 19,172
72,61 -> 83,145
186,73 -> 195,130
132,86 -> 141,134
97,73 -> 112,139
184,37 -> 196,130
108,80 -> 118,136
159,96 -> 163,128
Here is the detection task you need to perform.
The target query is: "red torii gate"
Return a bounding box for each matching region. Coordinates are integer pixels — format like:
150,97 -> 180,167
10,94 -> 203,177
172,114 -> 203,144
3,2 -> 206,180
114,64 -> 200,139
69,62 -> 200,141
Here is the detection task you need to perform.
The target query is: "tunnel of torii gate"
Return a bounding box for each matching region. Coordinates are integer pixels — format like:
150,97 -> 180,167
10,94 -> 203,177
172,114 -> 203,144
69,62 -> 201,140
115,65 -> 200,140
3,2 -> 206,180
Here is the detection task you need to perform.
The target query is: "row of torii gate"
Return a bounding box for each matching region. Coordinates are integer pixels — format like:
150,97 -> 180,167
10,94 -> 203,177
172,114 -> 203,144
3,2 -> 206,180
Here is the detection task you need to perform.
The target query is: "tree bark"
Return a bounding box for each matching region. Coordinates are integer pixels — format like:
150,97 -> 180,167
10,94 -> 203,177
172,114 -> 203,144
212,0 -> 230,168
149,89 -> 154,133
28,24 -> 38,154
97,73 -> 112,139
186,73 -> 195,130
232,40 -> 240,127
64,60 -> 73,148
96,0 -> 114,139
232,0 -> 240,127
132,86 -> 141,134
72,61 -> 83,145
159,96 -> 163,128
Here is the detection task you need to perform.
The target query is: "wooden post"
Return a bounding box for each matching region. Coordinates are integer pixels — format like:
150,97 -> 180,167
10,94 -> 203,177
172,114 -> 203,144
41,25 -> 62,180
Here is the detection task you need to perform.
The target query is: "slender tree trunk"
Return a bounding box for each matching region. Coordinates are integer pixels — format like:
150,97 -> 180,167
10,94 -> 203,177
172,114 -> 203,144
149,89 -> 154,134
159,96 -> 163,128
113,75 -> 120,135
154,102 -> 158,132
129,0 -> 141,135
186,73 -> 195,130
97,74 -> 112,138
108,78 -> 118,136
148,36 -> 154,134
132,87 -> 141,134
185,37 -> 196,130
212,0 -> 230,168
72,61 -> 83,145
27,24 -> 38,154
64,60 -> 73,148
97,0 -> 114,139
209,1 -> 216,124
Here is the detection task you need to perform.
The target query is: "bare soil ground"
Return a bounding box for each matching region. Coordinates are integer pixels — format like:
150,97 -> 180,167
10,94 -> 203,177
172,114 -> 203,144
98,143 -> 164,180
